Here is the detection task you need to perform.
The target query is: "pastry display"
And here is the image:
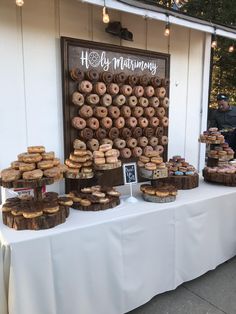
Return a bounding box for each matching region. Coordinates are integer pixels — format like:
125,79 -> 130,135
140,183 -> 177,203
199,127 -> 225,144
93,144 -> 122,170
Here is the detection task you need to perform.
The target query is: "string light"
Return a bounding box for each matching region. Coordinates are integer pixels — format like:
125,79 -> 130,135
102,6 -> 110,24
211,29 -> 217,49
164,15 -> 170,36
16,0 -> 24,6
228,44 -> 234,53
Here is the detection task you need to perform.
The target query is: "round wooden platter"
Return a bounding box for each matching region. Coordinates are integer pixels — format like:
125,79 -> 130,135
138,166 -> 168,180
94,160 -> 122,171
199,139 -> 224,145
72,196 -> 120,211
203,169 -> 236,186
2,205 -> 70,231
0,177 -> 55,189
151,173 -> 199,190
142,193 -> 176,203
64,172 -> 94,180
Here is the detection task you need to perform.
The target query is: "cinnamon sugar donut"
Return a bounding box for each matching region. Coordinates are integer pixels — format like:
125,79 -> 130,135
132,146 -> 143,157
143,127 -> 154,138
149,117 -> 160,128
138,117 -> 149,128
155,127 -> 164,137
99,71 -> 113,84
87,117 -> 99,130
161,97 -> 169,108
132,127 -> 143,138
108,106 -> 120,119
72,117 -> 86,130
87,138 -> 99,151
78,80 -> 93,93
127,75 -> 139,86
159,136 -> 168,146
114,138 -> 126,149
80,128 -> 93,140
96,128 -> 107,140
86,94 -> 100,105
79,105 -> 93,118
132,106 -> 144,118
113,95 -> 126,107
121,128 -> 132,139
114,117 -> 125,129
126,138 -> 138,148
138,97 -> 149,108
155,145 -> 164,155
94,82 -> 106,96
149,136 -> 159,147
93,106 -> 108,118
155,87 -> 166,98
100,94 -> 112,107
161,117 -> 169,127
149,97 -> 160,108
133,86 -> 144,97
156,107 -> 166,118
100,117 -> 113,129
120,85 -> 133,96
72,92 -> 84,106
109,127 -> 120,140
144,107 -> 155,118
114,72 -> 127,84
120,148 -> 132,159
126,117 -> 138,128
107,83 -> 119,95
85,69 -> 99,82
120,105 -> 131,118
150,76 -> 162,88
128,96 -> 138,108
139,75 -> 150,86
138,136 -> 148,147
144,86 -> 155,97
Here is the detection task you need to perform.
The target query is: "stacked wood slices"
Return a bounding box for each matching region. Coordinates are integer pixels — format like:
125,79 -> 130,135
140,183 -> 177,203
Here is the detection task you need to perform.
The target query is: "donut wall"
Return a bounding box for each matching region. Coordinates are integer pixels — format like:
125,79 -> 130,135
61,37 -> 170,188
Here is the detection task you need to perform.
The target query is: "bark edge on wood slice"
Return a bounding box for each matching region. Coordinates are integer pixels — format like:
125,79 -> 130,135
0,177 -> 54,189
142,193 -> 176,203
202,169 -> 236,186
94,160 -> 122,171
152,173 -> 199,190
72,197 -> 120,211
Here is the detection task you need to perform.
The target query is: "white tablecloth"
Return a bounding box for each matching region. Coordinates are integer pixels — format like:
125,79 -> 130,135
1,178 -> 236,314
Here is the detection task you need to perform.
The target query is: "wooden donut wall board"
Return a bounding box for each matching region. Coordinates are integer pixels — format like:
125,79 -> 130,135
61,37 -> 170,190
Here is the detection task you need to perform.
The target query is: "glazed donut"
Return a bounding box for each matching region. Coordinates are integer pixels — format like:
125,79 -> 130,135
100,117 -> 113,129
138,117 -> 149,128
160,135 -> 168,146
126,117 -> 138,128
132,127 -> 143,138
120,105 -> 131,118
138,136 -> 148,147
149,97 -> 160,108
94,82 -> 106,96
120,85 -> 133,96
143,127 -> 154,138
79,105 -> 93,118
161,97 -> 169,108
107,83 -> 119,95
72,92 -> 84,106
120,148 -> 132,159
93,106 -> 108,118
100,94 -> 112,107
155,126 -> 164,137
156,107 -> 166,118
126,138 -> 138,148
108,106 -> 120,119
85,69 -> 99,82
80,128 -> 93,140
138,97 -> 149,108
132,86 -> 144,97
99,71 -> 113,84
132,146 -> 143,157
87,117 -> 99,130
101,138 -> 113,146
144,107 -> 155,118
114,72 -> 127,84
155,145 -> 164,155
99,143 -> 112,152
78,80 -> 93,93
155,87 -> 166,98
87,138 -> 100,151
72,117 -> 86,130
113,95 -> 126,107
121,128 -> 132,139
149,117 -> 160,128
114,138 -> 126,149
114,117 -> 125,129
86,94 -> 100,105
161,78 -> 170,87
127,75 -> 139,86
132,106 -> 144,118
70,68 -> 84,82
144,86 -> 155,97
149,136 -> 159,147
150,76 -> 162,88
144,145 -> 153,156
73,139 -> 86,150
139,75 -> 150,86
161,117 -> 169,127
128,96 -> 138,108
109,127 -> 120,140
96,128 -> 107,140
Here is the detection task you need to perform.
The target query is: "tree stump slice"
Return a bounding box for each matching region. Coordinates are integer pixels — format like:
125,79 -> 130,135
64,172 -> 94,179
151,173 -> 199,190
203,169 -> 236,186
94,161 -> 122,171
0,177 -> 54,189
72,197 -> 120,211
138,167 -> 168,180
142,193 -> 176,203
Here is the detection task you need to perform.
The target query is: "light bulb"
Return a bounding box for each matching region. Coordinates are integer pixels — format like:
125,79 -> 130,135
164,23 -> 170,36
16,0 -> 24,6
102,7 -> 110,24
211,40 -> 217,49
229,45 -> 234,53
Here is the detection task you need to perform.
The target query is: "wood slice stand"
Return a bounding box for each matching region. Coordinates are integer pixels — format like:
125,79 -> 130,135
203,169 -> 236,186
72,196 -> 120,211
151,173 -> 199,190
142,193 -> 176,203
64,172 -> 94,180
94,161 -> 122,171
138,167 -> 168,180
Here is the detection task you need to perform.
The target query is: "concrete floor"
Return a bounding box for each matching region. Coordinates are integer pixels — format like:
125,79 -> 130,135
128,256 -> 236,314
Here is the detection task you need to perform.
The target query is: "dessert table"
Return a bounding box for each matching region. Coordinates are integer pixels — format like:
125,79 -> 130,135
1,178 -> 236,314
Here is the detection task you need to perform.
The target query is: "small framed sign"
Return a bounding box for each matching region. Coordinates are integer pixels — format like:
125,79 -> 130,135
123,163 -> 137,185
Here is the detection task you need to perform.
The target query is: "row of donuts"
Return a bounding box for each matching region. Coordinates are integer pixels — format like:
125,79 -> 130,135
70,68 -> 169,87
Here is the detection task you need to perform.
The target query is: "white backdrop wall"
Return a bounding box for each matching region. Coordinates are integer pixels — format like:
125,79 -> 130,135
0,0 -> 208,193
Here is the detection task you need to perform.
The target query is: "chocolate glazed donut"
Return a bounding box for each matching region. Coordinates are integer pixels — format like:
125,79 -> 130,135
114,138 -> 126,149
114,72 -> 127,84
159,135 -> 168,146
121,127 -> 132,139
85,69 -> 99,82
96,128 -> 107,140
132,127 -> 143,139
80,128 -> 94,140
70,68 -> 84,82
139,74 -> 150,86
126,75 -> 139,86
138,136 -> 148,147
161,78 -> 170,88
150,76 -> 162,88
109,127 -> 120,140
99,71 -> 113,84
87,138 -> 100,151
143,127 -> 154,138
155,126 -> 164,137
